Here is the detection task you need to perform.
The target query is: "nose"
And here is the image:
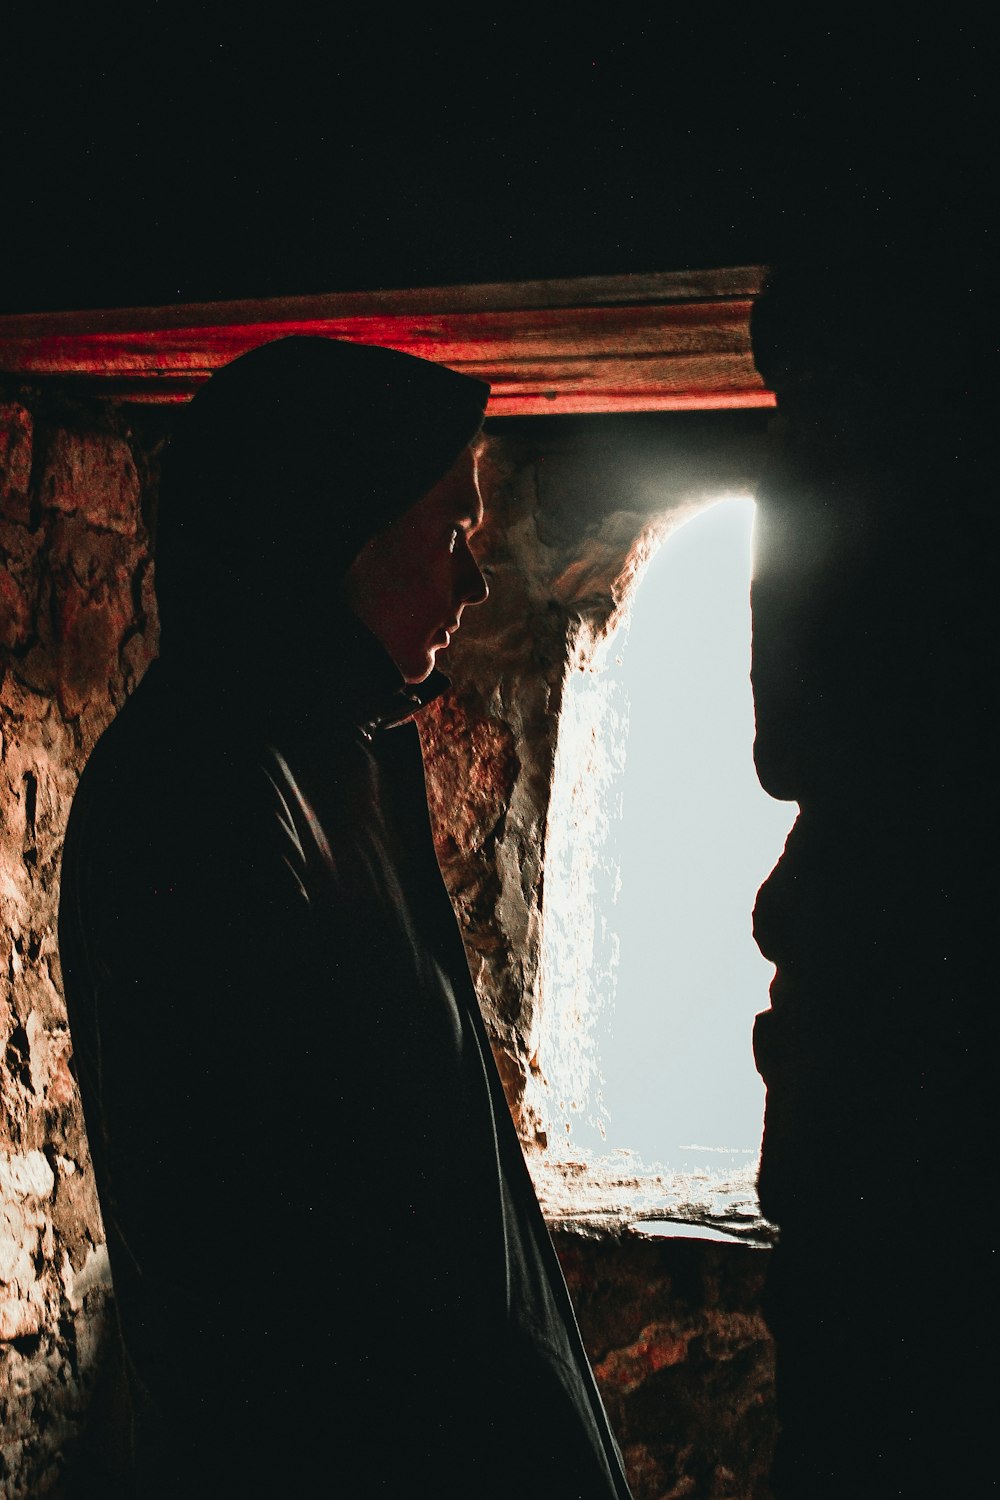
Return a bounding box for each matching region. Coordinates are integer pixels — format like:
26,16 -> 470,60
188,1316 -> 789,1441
464,557 -> 489,606
458,540 -> 489,607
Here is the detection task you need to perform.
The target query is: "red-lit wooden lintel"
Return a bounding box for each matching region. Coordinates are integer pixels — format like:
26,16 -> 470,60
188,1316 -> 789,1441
0,267 -> 774,416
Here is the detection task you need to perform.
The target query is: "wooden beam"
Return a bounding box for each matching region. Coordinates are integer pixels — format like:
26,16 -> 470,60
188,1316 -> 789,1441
0,269 -> 775,414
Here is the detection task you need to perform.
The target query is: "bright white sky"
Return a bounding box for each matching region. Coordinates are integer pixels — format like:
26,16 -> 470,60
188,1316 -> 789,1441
543,497 -> 798,1176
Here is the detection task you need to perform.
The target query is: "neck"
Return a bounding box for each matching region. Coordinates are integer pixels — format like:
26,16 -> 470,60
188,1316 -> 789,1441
154,604 -> 449,738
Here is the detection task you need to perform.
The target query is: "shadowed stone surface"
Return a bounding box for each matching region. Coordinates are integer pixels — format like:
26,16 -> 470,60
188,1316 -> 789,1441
749,248 -> 992,1498
1,395 -> 160,1497
557,1231 -> 775,1500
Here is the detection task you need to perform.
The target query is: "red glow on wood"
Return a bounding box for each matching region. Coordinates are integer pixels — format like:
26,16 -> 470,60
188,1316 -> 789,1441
0,270 -> 774,415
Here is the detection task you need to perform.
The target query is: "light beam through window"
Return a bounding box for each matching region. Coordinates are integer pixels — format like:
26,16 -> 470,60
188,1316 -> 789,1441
537,497 -> 797,1213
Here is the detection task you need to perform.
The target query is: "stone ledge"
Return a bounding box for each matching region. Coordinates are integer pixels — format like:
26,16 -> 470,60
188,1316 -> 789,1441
529,1148 -> 777,1248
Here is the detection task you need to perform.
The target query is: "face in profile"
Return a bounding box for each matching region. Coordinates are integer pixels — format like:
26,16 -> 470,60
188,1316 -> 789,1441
344,445 -> 489,682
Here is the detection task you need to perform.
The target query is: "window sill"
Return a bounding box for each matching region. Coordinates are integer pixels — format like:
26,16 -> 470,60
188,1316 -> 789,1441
527,1147 -> 777,1248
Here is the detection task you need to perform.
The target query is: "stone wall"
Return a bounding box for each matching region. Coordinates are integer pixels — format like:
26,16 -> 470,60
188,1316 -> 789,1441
423,415 -> 770,1142
749,251 -> 993,1497
1,393 -> 161,1496
2,387 -> 774,1497
558,1232 -> 774,1500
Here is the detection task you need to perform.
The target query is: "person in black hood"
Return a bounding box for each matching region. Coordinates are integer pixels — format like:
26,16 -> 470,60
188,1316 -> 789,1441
58,337 -> 634,1498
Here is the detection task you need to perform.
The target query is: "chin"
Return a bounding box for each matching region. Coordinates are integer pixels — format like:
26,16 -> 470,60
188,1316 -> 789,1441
401,651 -> 436,685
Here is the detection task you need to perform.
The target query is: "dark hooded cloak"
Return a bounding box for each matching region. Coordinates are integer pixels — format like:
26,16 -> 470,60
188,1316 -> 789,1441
58,338 -> 633,1499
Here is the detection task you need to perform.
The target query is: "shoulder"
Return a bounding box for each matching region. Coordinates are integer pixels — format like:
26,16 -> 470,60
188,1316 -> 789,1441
63,669 -> 340,920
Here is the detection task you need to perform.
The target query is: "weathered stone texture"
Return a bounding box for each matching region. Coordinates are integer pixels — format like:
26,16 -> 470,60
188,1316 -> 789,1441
1,392 -> 161,1497
425,419 -> 765,1143
0,408 -> 33,529
421,435 -> 668,1134
37,425 -> 140,536
557,1230 -> 775,1500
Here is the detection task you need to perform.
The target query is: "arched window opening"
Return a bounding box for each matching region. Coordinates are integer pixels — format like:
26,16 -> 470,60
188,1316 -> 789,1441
532,496 -> 797,1236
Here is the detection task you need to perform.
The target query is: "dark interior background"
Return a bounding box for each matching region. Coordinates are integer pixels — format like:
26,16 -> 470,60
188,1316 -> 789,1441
2,16 -> 986,314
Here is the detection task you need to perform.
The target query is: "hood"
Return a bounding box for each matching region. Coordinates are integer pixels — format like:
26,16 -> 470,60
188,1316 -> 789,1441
153,335 -> 490,661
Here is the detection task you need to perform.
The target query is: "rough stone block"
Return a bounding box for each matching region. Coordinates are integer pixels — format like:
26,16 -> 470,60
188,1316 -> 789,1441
0,1297 -> 42,1343
557,1232 -> 775,1500
0,565 -> 32,653
421,703 -> 519,863
43,1030 -> 77,1108
0,1149 -> 55,1201
54,577 -> 132,720
0,405 -> 33,527
38,428 -> 140,536
0,519 -> 42,653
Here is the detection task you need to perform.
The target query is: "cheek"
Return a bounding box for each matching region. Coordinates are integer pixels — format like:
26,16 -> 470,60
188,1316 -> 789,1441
422,552 -> 457,604
392,536 -> 456,631
402,568 -> 447,635
391,552 -> 432,609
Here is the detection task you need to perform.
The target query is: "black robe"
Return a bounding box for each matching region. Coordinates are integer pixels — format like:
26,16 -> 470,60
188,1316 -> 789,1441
59,622 -> 633,1499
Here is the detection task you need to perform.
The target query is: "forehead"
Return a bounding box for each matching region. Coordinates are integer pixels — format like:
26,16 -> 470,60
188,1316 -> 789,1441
422,444 -> 483,523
